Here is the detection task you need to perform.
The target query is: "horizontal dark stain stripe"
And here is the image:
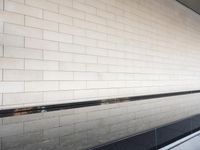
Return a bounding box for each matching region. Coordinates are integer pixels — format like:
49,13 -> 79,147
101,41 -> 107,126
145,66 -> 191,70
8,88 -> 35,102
0,90 -> 200,118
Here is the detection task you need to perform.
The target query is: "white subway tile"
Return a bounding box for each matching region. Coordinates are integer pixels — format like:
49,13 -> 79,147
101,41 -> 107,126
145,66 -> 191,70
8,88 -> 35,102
44,11 -> 72,25
44,51 -> 73,62
5,0 -> 42,18
43,90 -> 73,102
0,45 -> 3,56
108,81 -> 126,88
86,14 -> 106,25
0,10 -> 24,25
97,40 -> 116,49
108,50 -> 125,58
101,73 -> 118,80
25,0 -> 58,12
0,57 -> 24,69
87,81 -> 108,89
59,6 -> 85,19
43,71 -> 73,80
60,81 -> 86,90
73,36 -> 96,47
4,23 -> 42,38
98,88 -> 116,97
25,81 -> 59,92
74,72 -> 98,81
48,0 -> 72,7
97,9 -> 116,20
0,21 -> 3,33
59,42 -> 85,54
73,18 -> 96,30
0,0 -> 3,10
25,37 -> 58,51
25,16 -> 58,31
86,47 -> 107,56
0,69 -> 2,80
86,30 -> 107,40
73,1 -> 96,14
3,92 -> 43,105
0,0 -> 200,109
74,89 -> 98,99
43,30 -> 72,43
0,34 -> 24,47
11,0 -> 25,3
73,54 -> 97,63
85,0 -> 106,10
86,64 -> 108,72
107,20 -> 124,30
3,70 -> 43,81
4,46 -> 43,59
59,62 -> 86,71
59,24 -> 85,36
25,59 -> 59,71
0,82 -> 24,93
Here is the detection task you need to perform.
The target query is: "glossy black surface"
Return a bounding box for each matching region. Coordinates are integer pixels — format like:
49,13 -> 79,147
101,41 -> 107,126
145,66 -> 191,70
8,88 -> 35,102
91,115 -> 200,150
92,130 -> 156,150
1,90 -> 200,118
0,107 -> 200,150
191,115 -> 200,132
156,118 -> 192,148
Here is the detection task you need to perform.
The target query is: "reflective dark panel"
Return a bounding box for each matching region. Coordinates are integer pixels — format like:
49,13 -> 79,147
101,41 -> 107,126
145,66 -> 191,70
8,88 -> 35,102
92,130 -> 156,150
192,115 -> 200,132
0,106 -> 200,150
156,118 -> 192,148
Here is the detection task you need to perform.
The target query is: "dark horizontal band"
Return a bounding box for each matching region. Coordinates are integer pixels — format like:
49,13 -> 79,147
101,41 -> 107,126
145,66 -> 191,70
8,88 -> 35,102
0,89 -> 200,118
91,114 -> 200,150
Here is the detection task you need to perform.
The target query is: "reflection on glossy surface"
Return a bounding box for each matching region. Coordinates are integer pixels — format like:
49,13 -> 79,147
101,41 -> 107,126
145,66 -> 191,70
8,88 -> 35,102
93,130 -> 156,150
0,94 -> 200,150
0,102 -> 140,150
156,118 -> 192,148
93,115 -> 200,150
1,90 -> 200,118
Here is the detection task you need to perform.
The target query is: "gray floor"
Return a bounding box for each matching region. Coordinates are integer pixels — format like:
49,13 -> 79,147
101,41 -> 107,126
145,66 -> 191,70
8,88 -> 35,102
172,135 -> 200,150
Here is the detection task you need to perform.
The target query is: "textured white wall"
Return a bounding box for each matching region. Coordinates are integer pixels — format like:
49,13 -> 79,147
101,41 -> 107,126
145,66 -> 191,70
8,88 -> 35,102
0,0 -> 200,109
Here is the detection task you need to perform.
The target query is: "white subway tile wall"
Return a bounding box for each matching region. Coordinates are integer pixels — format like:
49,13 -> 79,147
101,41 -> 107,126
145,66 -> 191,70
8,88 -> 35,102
0,0 -> 200,108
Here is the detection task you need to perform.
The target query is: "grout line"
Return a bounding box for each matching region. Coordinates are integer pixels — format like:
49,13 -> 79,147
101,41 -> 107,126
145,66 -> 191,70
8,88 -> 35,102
3,0 -> 5,11
155,128 -> 158,150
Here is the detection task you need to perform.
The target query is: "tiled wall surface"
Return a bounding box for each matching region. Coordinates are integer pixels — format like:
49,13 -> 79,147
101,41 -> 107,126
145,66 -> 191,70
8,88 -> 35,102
0,0 -> 200,108
0,93 -> 200,150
